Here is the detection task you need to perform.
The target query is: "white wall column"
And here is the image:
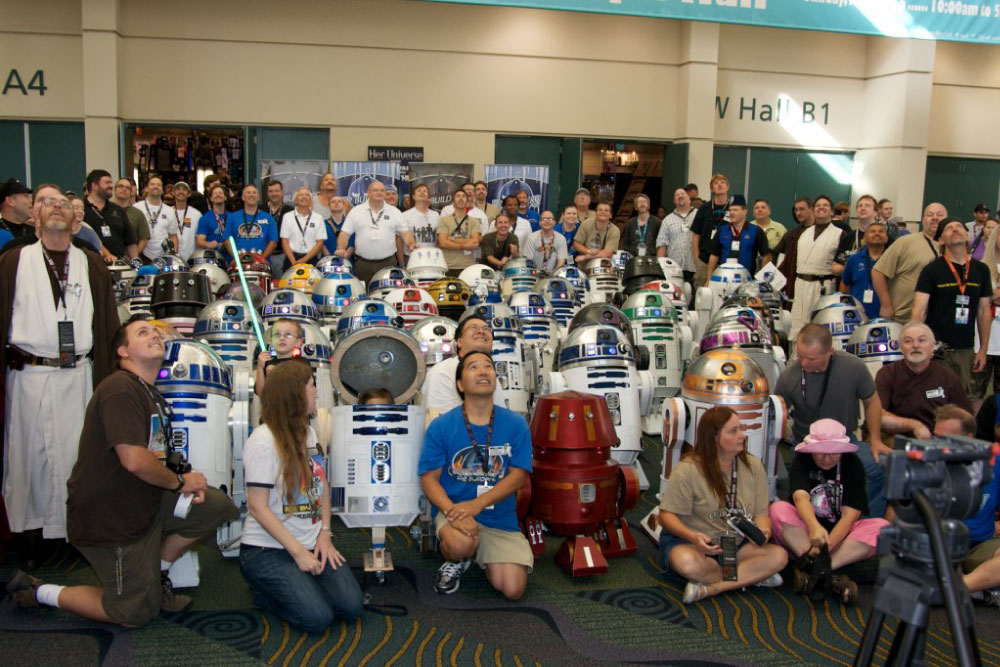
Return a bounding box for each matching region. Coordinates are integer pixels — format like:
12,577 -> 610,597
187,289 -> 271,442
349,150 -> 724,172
81,0 -> 121,177
675,22 -> 719,190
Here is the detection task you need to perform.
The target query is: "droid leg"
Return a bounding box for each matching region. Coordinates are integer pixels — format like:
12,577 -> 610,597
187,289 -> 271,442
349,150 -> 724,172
363,525 -> 394,577
554,535 -> 608,577
523,516 -> 546,559
631,461 -> 650,491
596,518 -> 638,558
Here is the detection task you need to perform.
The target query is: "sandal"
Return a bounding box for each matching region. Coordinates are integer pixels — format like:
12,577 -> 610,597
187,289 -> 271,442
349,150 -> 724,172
830,574 -> 859,605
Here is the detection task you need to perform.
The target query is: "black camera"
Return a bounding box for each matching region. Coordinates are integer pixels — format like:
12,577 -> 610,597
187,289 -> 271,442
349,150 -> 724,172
727,514 -> 766,546
165,451 -> 191,475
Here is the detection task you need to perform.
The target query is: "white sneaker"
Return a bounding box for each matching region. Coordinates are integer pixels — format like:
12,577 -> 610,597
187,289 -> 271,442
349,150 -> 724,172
434,559 -> 471,595
754,573 -> 784,588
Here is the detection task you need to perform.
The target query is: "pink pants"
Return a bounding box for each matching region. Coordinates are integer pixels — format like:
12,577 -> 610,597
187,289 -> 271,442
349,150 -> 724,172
769,500 -> 889,549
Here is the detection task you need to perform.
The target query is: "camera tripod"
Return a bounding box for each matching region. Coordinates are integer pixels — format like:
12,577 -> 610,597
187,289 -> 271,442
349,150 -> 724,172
854,491 -> 980,667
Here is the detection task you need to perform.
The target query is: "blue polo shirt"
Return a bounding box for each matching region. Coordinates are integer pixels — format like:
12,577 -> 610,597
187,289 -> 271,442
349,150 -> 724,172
964,452 -> 1000,544
555,222 -> 579,259
224,209 -> 278,254
196,209 -> 229,247
841,247 -> 881,319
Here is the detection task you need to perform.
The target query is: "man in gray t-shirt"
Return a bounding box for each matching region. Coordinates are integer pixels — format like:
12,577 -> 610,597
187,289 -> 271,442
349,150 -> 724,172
774,323 -> 888,516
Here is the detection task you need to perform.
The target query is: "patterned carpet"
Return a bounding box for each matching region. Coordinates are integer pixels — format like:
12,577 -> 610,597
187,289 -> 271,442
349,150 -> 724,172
2,436 -> 1000,666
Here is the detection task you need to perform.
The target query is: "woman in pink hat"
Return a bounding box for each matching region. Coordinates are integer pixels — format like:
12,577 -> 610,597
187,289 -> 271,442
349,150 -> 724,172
658,407 -> 788,604
768,418 -> 890,604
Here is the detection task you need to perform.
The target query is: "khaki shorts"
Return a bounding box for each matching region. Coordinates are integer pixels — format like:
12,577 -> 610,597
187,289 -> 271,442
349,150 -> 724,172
694,256 -> 709,289
435,512 -> 534,573
75,488 -> 238,626
963,537 -> 1000,574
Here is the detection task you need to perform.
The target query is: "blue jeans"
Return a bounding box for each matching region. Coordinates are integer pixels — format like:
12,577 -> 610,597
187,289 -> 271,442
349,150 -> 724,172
239,544 -> 364,633
853,440 -> 887,519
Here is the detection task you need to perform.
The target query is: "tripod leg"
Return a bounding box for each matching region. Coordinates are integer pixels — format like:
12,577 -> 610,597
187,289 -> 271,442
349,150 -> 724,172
853,608 -> 886,667
893,621 -> 927,667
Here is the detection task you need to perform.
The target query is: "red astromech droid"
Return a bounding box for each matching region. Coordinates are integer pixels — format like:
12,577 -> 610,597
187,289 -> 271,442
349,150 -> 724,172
521,391 -> 640,577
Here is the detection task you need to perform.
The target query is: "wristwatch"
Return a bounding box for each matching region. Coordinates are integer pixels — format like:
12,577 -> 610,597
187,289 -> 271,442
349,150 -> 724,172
173,473 -> 185,492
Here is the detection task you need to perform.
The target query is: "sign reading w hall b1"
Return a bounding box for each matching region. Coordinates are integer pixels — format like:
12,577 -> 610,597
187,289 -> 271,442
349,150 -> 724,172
716,95 -> 830,125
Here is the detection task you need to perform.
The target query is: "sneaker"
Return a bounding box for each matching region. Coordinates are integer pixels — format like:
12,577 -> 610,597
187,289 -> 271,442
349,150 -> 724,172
682,581 -> 710,604
6,570 -> 43,608
754,573 -> 784,589
160,572 -> 193,613
434,559 -> 471,595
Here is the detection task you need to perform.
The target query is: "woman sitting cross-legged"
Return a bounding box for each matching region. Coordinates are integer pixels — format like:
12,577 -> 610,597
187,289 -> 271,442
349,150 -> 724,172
658,406 -> 788,603
768,419 -> 889,604
239,361 -> 364,632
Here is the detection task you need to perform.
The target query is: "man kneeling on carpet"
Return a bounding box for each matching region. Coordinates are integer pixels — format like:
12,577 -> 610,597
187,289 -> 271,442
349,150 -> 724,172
768,419 -> 889,604
418,351 -> 534,599
7,317 -> 239,625
657,406 -> 787,604
240,360 -> 364,632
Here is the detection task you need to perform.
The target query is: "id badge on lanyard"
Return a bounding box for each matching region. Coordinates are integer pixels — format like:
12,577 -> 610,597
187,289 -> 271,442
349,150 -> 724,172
956,294 -> 970,325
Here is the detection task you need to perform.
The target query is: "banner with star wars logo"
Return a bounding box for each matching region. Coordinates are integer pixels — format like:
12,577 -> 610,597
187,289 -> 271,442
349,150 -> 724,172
407,163 -> 474,212
485,165 -> 548,215
329,161 -> 405,208
259,160 -> 329,204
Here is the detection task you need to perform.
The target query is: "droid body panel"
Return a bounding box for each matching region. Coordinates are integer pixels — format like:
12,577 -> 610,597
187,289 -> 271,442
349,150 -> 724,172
811,302 -> 868,351
406,247 -> 449,287
277,263 -> 323,294
844,318 -> 904,380
368,267 -> 415,300
150,271 -> 211,336
427,278 -> 471,322
193,300 -> 258,373
537,277 -> 581,335
641,280 -> 698,358
312,274 -> 367,323
228,252 -> 272,294
121,265 -> 160,318
700,304 -> 786,389
154,254 -> 187,273
640,348 -> 786,543
500,258 -> 539,297
330,318 -> 426,405
694,260 -> 752,342
383,287 -> 439,329
261,288 -> 321,324
582,257 -> 622,305
108,260 -> 137,304
461,303 -> 534,417
508,291 -> 560,377
410,316 -> 459,367
188,248 -> 228,270
316,255 -> 354,277
522,392 -> 640,575
622,256 -> 664,297
622,290 -> 687,435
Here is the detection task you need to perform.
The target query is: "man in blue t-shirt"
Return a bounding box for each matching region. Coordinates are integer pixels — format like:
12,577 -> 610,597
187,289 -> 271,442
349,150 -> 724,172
838,221 -> 887,319
418,350 -> 533,599
223,184 -> 278,256
934,405 -> 1000,605
195,184 -> 230,250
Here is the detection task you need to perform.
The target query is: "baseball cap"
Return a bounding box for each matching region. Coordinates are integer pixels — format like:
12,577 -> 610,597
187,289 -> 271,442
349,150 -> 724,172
974,203 -> 991,214
575,188 -> 590,197
173,181 -> 191,192
2,178 -> 32,200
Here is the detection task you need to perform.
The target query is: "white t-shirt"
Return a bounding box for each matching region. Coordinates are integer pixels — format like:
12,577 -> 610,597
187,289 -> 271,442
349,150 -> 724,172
483,216 -> 532,248
280,210 -> 328,254
242,424 -> 325,551
402,206 -> 441,249
342,202 -> 406,260
140,200 -> 179,260
522,230 -> 569,271
420,354 -> 505,416
173,205 -> 202,261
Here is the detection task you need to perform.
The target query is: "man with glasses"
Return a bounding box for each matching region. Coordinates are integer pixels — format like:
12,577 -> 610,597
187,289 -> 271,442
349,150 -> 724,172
522,210 -> 568,273
336,180 -> 416,285
0,187 -> 119,568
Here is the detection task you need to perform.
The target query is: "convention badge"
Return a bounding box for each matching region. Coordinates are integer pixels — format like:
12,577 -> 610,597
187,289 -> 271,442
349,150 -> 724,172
477,484 -> 495,511
863,289 -> 874,304
101,225 -> 112,237
955,307 -> 969,325
730,240 -> 741,252
637,243 -> 647,257
925,387 -> 945,399
370,228 -> 382,240
148,412 -> 167,459
956,294 -> 971,306
57,321 -> 76,369
720,534 -> 739,581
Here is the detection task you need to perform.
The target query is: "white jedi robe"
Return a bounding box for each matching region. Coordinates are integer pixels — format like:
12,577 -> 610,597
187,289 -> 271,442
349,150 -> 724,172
788,223 -> 841,348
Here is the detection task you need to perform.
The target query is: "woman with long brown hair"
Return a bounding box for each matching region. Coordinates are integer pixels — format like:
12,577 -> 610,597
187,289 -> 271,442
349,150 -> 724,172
239,361 -> 363,632
657,406 -> 787,603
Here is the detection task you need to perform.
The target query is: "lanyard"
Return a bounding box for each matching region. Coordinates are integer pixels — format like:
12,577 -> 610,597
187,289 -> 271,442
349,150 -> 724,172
453,215 -> 469,237
144,201 -> 163,228
269,205 -> 284,221
729,223 -> 744,246
368,206 -> 383,229
130,370 -> 175,446
944,255 -> 971,295
241,210 -> 259,235
540,232 -> 555,265
727,457 -> 739,510
214,209 -> 226,235
294,212 -> 311,239
86,199 -> 105,223
800,354 -> 835,410
462,405 -> 494,469
924,234 -> 939,258
41,248 -> 70,310
637,218 -> 648,241
175,205 -> 189,229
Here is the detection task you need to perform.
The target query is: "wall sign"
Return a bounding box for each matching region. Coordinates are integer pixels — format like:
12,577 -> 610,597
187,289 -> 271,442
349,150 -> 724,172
368,146 -> 425,163
3,69 -> 46,95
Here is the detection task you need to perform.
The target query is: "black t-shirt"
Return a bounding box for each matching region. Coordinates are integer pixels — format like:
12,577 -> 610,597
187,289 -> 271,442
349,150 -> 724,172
692,198 -> 731,262
84,199 -> 137,258
1,217 -> 32,239
975,393 -> 1000,442
914,256 -> 993,349
67,370 -> 164,547
789,452 -> 869,528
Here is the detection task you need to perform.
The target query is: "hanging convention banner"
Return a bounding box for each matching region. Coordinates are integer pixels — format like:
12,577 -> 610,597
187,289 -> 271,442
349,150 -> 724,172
259,160 -> 330,204
329,161 -> 404,207
485,165 -> 549,214
421,0 -> 1000,45
407,163 -> 474,211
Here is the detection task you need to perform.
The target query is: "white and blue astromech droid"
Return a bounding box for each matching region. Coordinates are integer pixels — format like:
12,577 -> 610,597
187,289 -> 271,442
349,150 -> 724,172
316,255 -> 353,277
582,257 -> 623,305
640,348 -> 786,542
537,276 -> 581,335
500,258 -> 539,297
260,288 -> 321,325
553,265 -> 593,306
508,291 -> 560,379
368,267 -> 416,301
694,260 -> 751,342
312,273 -> 367,325
811,301 -> 868,351
119,265 -> 160,320
844,317 -> 904,380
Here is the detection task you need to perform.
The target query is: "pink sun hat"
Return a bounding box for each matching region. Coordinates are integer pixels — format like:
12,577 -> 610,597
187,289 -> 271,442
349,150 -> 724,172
794,419 -> 859,454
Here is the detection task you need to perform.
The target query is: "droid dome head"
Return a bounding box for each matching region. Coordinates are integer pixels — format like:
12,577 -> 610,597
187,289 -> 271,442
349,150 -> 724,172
153,254 -> 187,273
844,317 -> 903,367
410,316 -> 459,366
383,287 -> 439,327
335,298 -> 404,339
457,264 -> 500,293
656,257 -> 685,282
718,294 -> 776,333
216,281 -> 266,310
537,277 -> 578,304
405,247 -> 449,284
811,293 -> 865,320
192,263 -> 231,295
682,348 -> 770,405
642,279 -> 688,308
261,288 -> 320,324
193,299 -> 256,339
228,252 -> 272,293
622,290 -> 679,323
582,256 -> 617,277
368,267 -> 414,298
557,323 -> 635,372
157,339 -> 232,397
460,302 -> 521,334
568,303 -> 633,341
315,254 -> 354,277
735,280 -> 782,309
710,260 -> 752,289
811,302 -> 867,348
623,256 -> 664,295
277,263 -> 323,294
553,264 -> 587,288
507,291 -> 554,320
700,307 -> 773,354
312,274 -> 366,319
187,248 -> 228,270
502,257 -> 538,279
427,278 -> 471,314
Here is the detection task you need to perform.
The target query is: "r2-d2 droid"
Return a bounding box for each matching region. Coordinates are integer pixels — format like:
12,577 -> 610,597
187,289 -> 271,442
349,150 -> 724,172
500,258 -> 539,297
640,348 -> 786,542
461,303 -> 534,417
538,277 -> 581,335
734,280 -> 790,342
844,317 -> 904,380
553,265 -> 593,306
316,255 -> 353,277
582,257 -> 622,305
261,288 -> 321,325
694,260 -> 752,342
811,301 -> 868,351
327,310 -> 428,580
622,290 -> 688,436
119,265 -> 160,320
156,340 -> 241,585
368,267 -> 415,300
508,291 -> 560,378
312,273 -> 367,325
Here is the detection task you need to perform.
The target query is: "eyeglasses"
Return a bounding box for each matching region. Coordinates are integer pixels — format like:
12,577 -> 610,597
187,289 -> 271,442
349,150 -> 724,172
39,197 -> 72,210
463,325 -> 492,334
272,331 -> 301,340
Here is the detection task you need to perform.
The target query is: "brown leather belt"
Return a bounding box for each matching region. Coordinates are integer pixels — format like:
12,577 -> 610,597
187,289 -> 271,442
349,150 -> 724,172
797,274 -> 835,282
6,346 -> 88,370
